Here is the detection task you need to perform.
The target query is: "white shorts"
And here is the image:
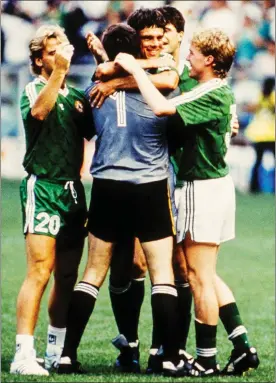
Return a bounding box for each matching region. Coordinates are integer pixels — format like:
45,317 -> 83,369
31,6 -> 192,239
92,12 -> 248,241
176,175 -> 235,245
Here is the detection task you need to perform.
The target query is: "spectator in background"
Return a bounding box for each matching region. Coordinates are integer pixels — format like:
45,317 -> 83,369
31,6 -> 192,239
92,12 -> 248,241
199,1 -> 239,42
232,67 -> 261,131
235,3 -> 262,68
2,0 -> 33,22
134,1 -> 168,10
36,0 -> 63,25
61,2 -> 91,64
1,11 -> 35,65
250,37 -> 275,81
256,0 -> 275,46
244,77 -> 275,193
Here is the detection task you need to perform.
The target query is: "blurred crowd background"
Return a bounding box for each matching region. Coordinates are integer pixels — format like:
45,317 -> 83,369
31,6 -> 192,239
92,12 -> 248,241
1,0 -> 275,193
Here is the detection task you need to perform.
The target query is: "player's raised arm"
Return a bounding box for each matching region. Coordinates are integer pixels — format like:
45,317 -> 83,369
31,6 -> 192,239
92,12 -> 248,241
31,43 -> 74,120
86,31 -> 109,64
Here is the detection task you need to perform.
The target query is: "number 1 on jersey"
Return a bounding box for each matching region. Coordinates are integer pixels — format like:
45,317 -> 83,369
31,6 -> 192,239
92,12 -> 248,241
110,91 -> 127,127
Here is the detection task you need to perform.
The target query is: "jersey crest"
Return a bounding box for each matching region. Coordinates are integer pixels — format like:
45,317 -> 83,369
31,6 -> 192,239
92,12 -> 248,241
75,100 -> 84,113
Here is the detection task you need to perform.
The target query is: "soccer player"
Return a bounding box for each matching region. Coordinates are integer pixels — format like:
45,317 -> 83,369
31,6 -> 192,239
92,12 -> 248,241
10,25 -> 94,376
88,7 -> 195,372
57,23 -> 184,377
89,6 -> 240,375
115,27 -> 260,377
86,7 -> 183,373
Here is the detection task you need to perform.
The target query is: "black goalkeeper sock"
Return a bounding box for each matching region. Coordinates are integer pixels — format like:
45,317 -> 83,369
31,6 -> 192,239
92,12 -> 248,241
62,281 -> 98,360
175,280 -> 192,350
151,284 -> 180,364
109,278 -> 145,343
195,319 -> 217,369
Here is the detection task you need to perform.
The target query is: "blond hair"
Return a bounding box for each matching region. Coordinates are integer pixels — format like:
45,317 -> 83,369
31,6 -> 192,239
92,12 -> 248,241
29,25 -> 69,75
191,28 -> 236,79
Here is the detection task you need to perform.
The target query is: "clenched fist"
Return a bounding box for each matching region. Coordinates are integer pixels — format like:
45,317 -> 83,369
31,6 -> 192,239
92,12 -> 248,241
55,43 -> 74,73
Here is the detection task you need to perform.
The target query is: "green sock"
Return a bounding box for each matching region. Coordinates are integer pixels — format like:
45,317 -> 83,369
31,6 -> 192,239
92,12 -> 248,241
195,320 -> 217,369
219,302 -> 250,350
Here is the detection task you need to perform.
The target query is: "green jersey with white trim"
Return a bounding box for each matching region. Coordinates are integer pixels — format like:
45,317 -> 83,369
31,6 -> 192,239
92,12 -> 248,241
168,62 -> 198,172
20,76 -> 95,181
170,78 -> 235,181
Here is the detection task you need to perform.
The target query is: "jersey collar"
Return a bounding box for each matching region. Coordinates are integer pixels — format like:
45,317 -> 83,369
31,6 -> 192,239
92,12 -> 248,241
38,75 -> 69,97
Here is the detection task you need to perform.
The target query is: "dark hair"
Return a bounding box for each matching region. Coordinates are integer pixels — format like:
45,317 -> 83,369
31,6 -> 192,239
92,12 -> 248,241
158,6 -> 185,32
101,23 -> 140,60
127,8 -> 166,32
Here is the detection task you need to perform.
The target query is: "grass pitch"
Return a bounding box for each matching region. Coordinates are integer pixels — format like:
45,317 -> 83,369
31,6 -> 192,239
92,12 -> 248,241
1,179 -> 275,382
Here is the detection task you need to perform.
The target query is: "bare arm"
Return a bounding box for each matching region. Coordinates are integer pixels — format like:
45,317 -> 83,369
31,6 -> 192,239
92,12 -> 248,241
86,32 -> 109,65
94,55 -> 177,81
31,44 -> 74,121
115,53 -> 176,116
90,69 -> 179,108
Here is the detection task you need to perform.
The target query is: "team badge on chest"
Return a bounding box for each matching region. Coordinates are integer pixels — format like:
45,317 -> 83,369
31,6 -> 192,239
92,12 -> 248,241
75,100 -> 84,113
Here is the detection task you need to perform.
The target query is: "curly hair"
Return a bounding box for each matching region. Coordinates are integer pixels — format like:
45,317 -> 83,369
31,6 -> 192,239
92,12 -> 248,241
29,24 -> 69,75
191,28 -> 236,79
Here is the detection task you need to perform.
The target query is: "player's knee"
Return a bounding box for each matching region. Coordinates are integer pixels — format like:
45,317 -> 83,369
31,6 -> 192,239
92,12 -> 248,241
109,272 -> 132,288
54,269 -> 78,290
132,263 -> 147,279
132,254 -> 147,279
109,279 -> 132,295
187,266 -> 214,291
29,263 -> 52,287
173,257 -> 188,282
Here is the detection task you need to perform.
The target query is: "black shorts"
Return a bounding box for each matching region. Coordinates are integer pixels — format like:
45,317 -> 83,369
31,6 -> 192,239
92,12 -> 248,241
87,178 -> 175,242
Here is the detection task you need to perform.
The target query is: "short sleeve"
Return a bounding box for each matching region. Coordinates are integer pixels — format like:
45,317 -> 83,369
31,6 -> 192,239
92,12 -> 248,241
169,83 -> 231,126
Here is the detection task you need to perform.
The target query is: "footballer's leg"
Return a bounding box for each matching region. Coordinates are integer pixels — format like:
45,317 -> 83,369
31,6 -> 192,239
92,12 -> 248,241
45,235 -> 84,370
109,238 -> 145,373
58,232 -> 113,373
173,243 -> 194,362
141,237 -> 183,377
183,233 -> 220,377
58,178 -> 132,374
10,234 -> 55,376
137,179 -> 183,377
216,275 -> 260,375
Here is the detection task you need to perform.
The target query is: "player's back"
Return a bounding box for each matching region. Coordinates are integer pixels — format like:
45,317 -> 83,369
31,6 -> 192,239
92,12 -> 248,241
85,85 -> 173,184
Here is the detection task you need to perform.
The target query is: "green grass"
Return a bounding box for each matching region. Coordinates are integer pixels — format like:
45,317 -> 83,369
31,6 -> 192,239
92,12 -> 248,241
1,179 -> 275,382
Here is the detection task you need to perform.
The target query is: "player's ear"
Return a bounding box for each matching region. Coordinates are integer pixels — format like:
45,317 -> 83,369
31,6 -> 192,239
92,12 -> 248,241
178,31 -> 184,43
35,57 -> 43,69
205,55 -> 214,67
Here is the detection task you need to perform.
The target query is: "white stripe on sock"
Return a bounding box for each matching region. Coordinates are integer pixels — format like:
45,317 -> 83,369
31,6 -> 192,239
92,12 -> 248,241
74,283 -> 98,299
228,325 -> 247,340
152,285 -> 177,297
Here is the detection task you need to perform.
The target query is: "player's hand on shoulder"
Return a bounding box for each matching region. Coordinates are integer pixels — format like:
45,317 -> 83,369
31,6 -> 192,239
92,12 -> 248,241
55,43 -> 74,73
114,53 -> 139,75
159,53 -> 177,68
89,81 -> 116,108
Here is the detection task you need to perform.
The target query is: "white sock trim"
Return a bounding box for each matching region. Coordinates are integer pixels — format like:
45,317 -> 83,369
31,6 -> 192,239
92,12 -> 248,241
48,325 -> 66,334
152,285 -> 177,297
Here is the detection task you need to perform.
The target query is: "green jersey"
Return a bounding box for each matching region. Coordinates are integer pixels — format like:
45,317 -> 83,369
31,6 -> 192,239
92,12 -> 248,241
168,62 -> 198,167
178,61 -> 198,92
170,78 -> 235,182
20,76 -> 95,181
